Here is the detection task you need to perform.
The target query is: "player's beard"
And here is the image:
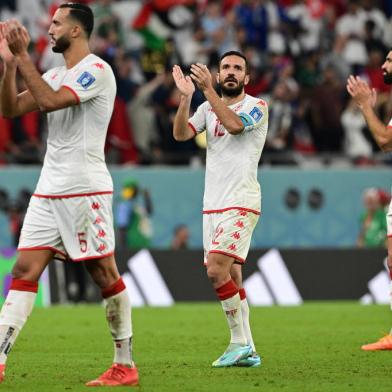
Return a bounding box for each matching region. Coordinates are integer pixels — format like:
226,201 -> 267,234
384,71 -> 392,85
52,34 -> 71,53
219,79 -> 245,98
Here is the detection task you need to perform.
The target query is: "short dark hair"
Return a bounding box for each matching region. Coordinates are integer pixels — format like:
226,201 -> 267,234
59,2 -> 94,38
219,51 -> 249,74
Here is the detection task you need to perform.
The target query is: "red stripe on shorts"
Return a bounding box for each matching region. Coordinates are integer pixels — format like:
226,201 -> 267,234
18,246 -> 67,257
203,207 -> 260,215
72,251 -> 114,262
209,250 -> 245,264
33,191 -> 113,199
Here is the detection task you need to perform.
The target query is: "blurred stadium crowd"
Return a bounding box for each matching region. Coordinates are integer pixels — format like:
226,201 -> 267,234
1,0 -> 392,167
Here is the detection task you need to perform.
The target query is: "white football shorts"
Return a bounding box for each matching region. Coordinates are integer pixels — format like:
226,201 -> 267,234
387,200 -> 392,238
203,208 -> 259,264
18,194 -> 115,261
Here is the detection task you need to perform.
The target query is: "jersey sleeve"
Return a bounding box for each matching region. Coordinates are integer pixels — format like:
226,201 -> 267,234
238,99 -> 268,132
188,102 -> 207,135
41,69 -> 58,83
62,63 -> 108,104
42,71 -> 50,82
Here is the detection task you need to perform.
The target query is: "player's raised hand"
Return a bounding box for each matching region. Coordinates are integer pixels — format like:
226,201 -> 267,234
172,65 -> 195,97
346,75 -> 377,109
190,63 -> 212,92
0,22 -> 14,64
5,19 -> 30,56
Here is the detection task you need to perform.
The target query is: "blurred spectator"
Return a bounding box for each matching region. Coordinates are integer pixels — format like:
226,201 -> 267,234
357,187 -> 387,247
290,98 -> 316,154
319,38 -> 351,84
127,73 -> 165,164
362,48 -> 390,93
341,98 -> 372,160
91,0 -> 125,58
115,178 -> 153,250
0,188 -> 31,247
309,66 -> 345,152
265,81 -> 294,154
170,224 -> 190,250
235,0 -> 268,52
362,0 -> 387,42
335,0 -> 368,71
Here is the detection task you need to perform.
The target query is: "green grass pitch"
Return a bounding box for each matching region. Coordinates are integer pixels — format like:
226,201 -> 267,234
0,302 -> 392,392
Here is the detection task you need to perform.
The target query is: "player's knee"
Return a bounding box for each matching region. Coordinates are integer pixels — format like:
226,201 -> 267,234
11,261 -> 34,280
206,264 -> 223,286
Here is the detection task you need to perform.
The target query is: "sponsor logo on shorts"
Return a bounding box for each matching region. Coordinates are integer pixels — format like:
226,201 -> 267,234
234,220 -> 244,229
231,232 -> 241,240
94,216 -> 103,224
228,243 -> 237,251
97,243 -> 106,252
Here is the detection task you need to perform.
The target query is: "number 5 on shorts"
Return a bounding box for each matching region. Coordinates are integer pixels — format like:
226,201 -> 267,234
78,232 -> 87,253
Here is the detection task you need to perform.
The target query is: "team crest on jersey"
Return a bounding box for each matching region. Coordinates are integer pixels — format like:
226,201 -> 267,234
77,71 -> 96,89
249,106 -> 263,122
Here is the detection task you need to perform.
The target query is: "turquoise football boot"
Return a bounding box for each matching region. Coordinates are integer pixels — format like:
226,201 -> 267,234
212,344 -> 252,368
236,352 -> 262,367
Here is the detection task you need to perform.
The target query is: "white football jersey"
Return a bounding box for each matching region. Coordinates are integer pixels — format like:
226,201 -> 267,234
34,54 -> 116,197
189,94 -> 268,213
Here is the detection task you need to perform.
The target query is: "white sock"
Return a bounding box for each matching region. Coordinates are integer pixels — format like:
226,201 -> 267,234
241,298 -> 256,352
0,289 -> 37,364
104,287 -> 133,365
390,277 -> 392,334
221,293 -> 246,345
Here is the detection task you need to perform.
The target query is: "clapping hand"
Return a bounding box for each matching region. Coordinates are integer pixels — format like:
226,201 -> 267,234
0,22 -> 14,64
190,63 -> 213,92
346,75 -> 377,109
3,19 -> 30,57
172,65 -> 195,97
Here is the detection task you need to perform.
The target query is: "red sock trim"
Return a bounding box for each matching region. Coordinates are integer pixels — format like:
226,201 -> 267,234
101,278 -> 126,299
239,288 -> 246,300
9,279 -> 38,293
216,279 -> 238,301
